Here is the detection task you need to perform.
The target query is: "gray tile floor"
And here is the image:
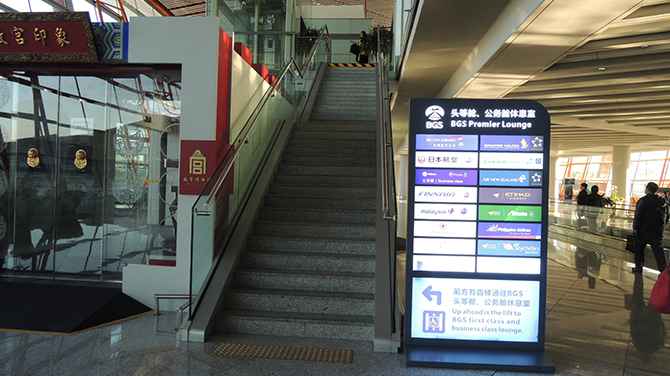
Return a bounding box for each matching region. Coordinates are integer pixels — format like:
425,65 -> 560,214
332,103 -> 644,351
2,243 -> 669,375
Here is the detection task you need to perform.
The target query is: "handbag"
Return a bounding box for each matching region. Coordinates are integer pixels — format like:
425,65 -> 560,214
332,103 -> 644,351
625,234 -> 639,253
650,267 -> 670,313
350,43 -> 360,55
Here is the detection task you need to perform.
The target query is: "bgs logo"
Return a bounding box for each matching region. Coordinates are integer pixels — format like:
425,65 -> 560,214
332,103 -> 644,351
425,105 -> 445,129
425,105 -> 445,120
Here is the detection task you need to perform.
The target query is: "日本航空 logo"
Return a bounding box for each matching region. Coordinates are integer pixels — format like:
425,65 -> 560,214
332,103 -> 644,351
425,105 -> 445,129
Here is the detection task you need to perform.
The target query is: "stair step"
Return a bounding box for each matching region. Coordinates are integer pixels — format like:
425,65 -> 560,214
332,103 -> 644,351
240,251 -> 375,273
310,113 -> 376,122
291,130 -> 375,140
216,310 -> 374,341
233,269 -> 375,293
264,196 -> 376,211
248,235 -> 375,255
253,221 -> 375,238
284,145 -> 376,157
273,174 -> 376,187
224,288 -> 374,316
288,138 -> 375,149
281,154 -> 375,166
277,164 -> 375,176
269,184 -> 375,198
294,123 -> 376,132
259,207 -> 375,224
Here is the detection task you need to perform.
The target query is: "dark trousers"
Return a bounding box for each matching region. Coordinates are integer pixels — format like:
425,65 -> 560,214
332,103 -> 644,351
634,231 -> 668,272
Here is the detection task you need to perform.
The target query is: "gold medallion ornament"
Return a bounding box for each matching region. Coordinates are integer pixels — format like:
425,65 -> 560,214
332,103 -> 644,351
74,149 -> 87,170
27,148 -> 39,168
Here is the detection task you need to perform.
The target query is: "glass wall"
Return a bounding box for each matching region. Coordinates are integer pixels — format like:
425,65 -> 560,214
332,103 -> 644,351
558,150 -> 670,201
0,64 -> 181,281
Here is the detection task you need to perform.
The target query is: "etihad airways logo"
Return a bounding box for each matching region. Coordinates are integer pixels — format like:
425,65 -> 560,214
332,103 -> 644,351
479,188 -> 542,204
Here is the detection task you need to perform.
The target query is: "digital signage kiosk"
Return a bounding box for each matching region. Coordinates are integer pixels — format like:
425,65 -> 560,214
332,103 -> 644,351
405,99 -> 555,372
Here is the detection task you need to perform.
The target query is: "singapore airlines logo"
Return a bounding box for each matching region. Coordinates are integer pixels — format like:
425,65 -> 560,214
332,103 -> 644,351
520,138 -> 529,149
425,105 -> 445,120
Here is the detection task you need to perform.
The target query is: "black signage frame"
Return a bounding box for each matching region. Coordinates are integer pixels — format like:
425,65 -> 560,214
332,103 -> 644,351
404,98 -> 555,372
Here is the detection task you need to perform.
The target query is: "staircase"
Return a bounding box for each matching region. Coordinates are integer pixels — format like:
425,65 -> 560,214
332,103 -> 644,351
215,66 -> 378,340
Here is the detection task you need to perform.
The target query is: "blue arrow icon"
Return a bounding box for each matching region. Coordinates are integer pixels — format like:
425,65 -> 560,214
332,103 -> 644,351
422,285 -> 442,305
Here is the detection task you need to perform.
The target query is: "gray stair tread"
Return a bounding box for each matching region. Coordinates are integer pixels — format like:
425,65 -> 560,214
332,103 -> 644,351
255,219 -> 374,227
228,287 -> 374,300
236,268 -> 374,278
219,309 -> 374,324
261,206 -> 375,214
245,250 -> 375,260
249,234 -> 375,242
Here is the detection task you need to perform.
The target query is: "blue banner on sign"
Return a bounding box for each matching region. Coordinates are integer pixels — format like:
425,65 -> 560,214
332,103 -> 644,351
416,134 -> 479,151
477,239 -> 541,257
477,222 -> 542,239
416,169 -> 478,186
479,170 -> 542,187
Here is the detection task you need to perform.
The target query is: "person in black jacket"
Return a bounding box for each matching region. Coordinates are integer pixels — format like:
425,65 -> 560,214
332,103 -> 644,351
576,182 -> 589,217
585,185 -> 604,231
633,182 -> 669,273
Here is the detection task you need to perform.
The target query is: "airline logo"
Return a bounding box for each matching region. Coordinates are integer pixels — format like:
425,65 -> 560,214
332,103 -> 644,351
479,170 -> 542,187
479,135 -> 544,152
477,240 -> 541,257
414,220 -> 477,238
415,152 -> 478,168
413,238 -> 476,255
478,205 -> 541,222
477,222 -> 542,239
415,186 -> 478,203
415,203 -> 477,220
416,169 -> 478,186
416,134 -> 479,151
478,188 -> 542,204
479,152 -> 543,170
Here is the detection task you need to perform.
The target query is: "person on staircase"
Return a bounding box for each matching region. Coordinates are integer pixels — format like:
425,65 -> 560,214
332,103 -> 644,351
357,31 -> 369,64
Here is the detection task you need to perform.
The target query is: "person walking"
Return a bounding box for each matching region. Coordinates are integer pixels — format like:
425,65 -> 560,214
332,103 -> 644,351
585,185 -> 603,231
633,182 -> 670,273
356,31 -> 369,64
576,182 -> 589,218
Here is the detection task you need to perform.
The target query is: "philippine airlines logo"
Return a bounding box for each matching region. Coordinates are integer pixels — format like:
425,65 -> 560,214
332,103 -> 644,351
425,105 -> 445,129
487,224 -> 499,232
426,105 -> 445,120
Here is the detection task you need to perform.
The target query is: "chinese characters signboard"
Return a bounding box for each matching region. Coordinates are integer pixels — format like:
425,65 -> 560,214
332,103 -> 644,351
405,99 -> 554,372
180,140 -> 217,195
0,12 -> 98,63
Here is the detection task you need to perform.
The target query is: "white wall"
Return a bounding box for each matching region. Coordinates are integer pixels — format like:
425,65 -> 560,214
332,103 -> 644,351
124,17 -> 222,309
123,17 -> 279,310
301,5 -> 365,20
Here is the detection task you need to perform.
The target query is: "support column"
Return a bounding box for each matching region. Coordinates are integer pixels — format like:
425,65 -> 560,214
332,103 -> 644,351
612,146 -> 631,201
549,156 -> 558,201
397,154 -> 408,239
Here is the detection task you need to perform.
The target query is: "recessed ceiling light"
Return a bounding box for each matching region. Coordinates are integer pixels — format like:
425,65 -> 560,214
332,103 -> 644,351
598,67 -> 606,71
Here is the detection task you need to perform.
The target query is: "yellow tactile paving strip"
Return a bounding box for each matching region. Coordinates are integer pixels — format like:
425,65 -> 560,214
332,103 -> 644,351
213,343 -> 354,363
329,63 -> 375,67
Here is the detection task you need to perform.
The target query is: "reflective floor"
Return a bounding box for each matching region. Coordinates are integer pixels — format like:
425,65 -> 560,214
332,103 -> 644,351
2,241 -> 669,376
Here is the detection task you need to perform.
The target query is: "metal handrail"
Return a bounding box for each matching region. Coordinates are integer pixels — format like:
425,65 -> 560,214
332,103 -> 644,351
196,25 -> 330,214
378,30 -> 395,221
